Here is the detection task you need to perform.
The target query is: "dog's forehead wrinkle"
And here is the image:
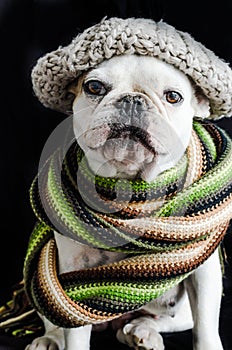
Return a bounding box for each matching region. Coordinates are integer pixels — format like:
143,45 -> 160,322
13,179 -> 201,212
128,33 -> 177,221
93,55 -> 192,92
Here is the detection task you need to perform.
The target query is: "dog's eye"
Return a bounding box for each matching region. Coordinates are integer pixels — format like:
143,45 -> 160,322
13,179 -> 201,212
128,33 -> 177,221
165,91 -> 183,104
84,80 -> 106,96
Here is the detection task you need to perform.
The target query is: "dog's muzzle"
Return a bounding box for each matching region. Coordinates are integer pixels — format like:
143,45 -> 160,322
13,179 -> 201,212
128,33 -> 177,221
84,94 -> 155,150
106,124 -> 156,156
107,94 -> 155,154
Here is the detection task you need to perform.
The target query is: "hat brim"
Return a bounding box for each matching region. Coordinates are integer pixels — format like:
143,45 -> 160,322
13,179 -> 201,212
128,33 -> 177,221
31,17 -> 232,119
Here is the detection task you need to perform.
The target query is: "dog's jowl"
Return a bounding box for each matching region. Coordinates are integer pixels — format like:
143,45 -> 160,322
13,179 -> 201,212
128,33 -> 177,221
24,17 -> 232,350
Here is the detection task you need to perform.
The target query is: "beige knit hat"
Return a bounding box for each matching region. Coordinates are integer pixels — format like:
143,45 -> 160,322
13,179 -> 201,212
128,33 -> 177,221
31,17 -> 232,119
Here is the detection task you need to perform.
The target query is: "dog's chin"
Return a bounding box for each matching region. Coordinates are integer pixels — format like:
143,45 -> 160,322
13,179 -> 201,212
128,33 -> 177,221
107,159 -> 148,179
95,155 -> 156,180
79,125 -> 182,182
87,151 -> 170,182
84,138 -> 181,182
83,137 -> 161,181
102,138 -> 155,179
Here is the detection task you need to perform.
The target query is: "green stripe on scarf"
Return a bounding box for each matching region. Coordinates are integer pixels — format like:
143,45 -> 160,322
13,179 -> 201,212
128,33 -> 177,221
23,120 -> 232,327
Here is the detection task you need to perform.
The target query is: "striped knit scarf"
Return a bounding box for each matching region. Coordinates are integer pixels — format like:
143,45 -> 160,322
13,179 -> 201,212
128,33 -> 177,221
23,120 -> 232,328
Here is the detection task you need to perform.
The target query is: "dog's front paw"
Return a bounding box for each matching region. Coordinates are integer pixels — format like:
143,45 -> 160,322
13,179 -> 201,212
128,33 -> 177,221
25,336 -> 60,350
116,318 -> 164,350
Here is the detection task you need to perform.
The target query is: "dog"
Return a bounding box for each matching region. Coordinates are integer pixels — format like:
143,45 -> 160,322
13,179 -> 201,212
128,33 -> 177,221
25,52 -> 224,350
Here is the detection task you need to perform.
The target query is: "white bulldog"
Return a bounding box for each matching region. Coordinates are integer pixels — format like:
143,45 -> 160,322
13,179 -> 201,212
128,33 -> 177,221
26,54 -> 224,350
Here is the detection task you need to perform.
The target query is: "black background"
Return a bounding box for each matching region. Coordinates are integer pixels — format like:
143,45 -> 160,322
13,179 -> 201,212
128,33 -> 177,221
0,0 -> 231,349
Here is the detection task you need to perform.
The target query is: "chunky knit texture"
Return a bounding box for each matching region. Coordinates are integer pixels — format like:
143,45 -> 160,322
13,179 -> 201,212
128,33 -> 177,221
23,120 -> 232,328
31,17 -> 232,118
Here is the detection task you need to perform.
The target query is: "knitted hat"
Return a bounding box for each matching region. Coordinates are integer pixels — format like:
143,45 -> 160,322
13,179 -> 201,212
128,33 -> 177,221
31,17 -> 232,119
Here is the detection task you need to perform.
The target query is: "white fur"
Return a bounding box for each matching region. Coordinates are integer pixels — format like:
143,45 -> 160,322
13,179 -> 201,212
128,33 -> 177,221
73,56 -> 210,181
26,55 -> 223,350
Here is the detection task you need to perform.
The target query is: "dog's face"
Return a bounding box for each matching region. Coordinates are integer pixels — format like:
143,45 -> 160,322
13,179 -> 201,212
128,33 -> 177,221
71,55 -> 210,182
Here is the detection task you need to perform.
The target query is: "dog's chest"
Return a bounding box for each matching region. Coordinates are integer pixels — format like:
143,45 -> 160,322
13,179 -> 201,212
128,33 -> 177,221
54,231 -> 126,274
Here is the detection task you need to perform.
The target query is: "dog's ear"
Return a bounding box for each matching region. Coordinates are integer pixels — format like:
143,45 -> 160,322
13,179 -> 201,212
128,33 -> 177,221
191,84 -> 211,119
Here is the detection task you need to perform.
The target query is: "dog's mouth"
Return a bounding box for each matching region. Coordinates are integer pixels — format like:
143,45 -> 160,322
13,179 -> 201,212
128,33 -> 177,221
85,124 -> 156,153
106,124 -> 157,156
83,123 -> 157,177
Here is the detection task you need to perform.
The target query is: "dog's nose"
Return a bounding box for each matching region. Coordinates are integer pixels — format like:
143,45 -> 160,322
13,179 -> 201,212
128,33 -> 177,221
121,95 -> 144,106
120,94 -> 145,108
116,94 -> 146,121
